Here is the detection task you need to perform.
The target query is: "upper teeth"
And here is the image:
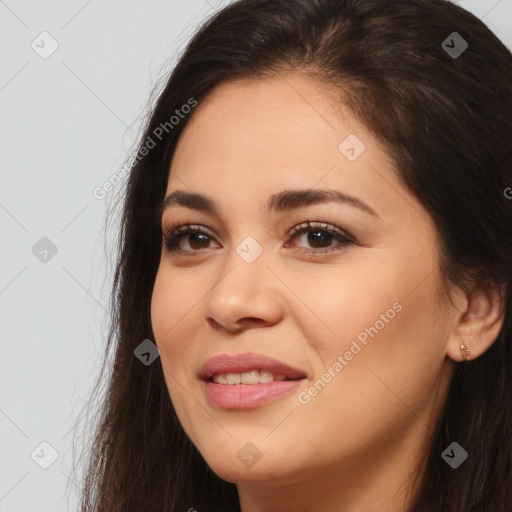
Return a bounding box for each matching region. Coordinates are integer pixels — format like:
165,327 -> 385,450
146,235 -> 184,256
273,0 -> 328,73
212,370 -> 288,385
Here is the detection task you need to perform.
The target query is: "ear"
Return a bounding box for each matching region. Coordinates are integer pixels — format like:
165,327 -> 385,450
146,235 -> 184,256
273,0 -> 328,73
446,283 -> 506,362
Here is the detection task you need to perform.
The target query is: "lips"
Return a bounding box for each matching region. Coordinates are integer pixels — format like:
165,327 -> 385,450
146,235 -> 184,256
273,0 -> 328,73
200,352 -> 307,382
200,353 -> 308,409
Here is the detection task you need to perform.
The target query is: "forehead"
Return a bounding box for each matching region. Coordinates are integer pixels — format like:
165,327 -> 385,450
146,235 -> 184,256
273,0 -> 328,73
165,75 -> 419,225
173,75 -> 353,158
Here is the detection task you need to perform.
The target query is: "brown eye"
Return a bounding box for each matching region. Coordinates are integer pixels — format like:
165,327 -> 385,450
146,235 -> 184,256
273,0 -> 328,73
286,221 -> 355,254
162,225 -> 219,254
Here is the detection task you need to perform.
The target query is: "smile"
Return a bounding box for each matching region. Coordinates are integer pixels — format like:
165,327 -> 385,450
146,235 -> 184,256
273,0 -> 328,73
200,353 -> 308,409
212,369 -> 292,385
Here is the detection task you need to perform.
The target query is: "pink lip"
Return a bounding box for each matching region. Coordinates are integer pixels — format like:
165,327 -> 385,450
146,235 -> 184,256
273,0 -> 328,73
204,380 -> 303,409
200,352 -> 307,380
200,352 -> 307,409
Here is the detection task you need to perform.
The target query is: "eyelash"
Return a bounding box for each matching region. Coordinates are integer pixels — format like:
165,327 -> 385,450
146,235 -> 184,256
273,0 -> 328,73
162,220 -> 356,256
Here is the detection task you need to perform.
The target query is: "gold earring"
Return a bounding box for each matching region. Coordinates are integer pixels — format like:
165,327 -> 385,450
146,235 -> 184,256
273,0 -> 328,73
459,344 -> 471,361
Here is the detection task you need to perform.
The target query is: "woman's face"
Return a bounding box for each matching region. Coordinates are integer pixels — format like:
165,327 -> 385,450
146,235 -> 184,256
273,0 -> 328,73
151,74 -> 457,500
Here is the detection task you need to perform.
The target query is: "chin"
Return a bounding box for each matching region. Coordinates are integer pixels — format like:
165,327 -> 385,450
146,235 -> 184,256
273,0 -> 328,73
199,442 -> 312,487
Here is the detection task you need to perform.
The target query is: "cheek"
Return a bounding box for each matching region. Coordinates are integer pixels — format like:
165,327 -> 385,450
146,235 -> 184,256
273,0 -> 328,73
150,269 -> 202,381
151,267 -> 202,341
150,270 -> 204,426
303,272 -> 448,430
289,262 -> 403,361
295,250 -> 447,397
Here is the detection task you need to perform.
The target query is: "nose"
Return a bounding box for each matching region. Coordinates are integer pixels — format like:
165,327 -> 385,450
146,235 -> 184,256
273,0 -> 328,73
200,250 -> 284,333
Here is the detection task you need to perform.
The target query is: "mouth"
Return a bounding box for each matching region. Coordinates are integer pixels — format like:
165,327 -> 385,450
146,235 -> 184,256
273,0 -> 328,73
200,352 -> 307,381
209,369 -> 298,385
200,353 -> 307,409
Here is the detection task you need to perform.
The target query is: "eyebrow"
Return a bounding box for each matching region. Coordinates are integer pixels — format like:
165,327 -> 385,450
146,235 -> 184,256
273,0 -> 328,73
161,188 -> 380,219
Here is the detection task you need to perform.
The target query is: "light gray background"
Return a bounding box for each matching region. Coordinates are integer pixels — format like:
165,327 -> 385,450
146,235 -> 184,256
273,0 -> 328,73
1,1 -> 511,510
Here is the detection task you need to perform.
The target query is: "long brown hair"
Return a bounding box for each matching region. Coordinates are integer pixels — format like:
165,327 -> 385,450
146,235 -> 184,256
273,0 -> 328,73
77,1 -> 512,510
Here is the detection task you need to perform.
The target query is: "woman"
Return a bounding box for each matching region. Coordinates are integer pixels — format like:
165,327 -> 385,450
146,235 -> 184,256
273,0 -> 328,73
79,0 -> 512,510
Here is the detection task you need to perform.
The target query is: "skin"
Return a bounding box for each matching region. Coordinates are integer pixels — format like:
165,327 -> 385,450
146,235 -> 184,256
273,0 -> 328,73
150,74 -> 504,512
